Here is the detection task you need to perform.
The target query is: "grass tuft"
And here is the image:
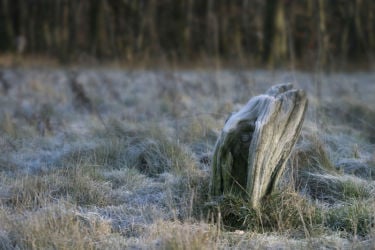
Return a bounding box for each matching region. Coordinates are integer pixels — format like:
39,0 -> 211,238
0,112 -> 17,137
323,101 -> 375,143
1,166 -> 112,209
64,121 -> 198,177
145,220 -> 218,250
326,201 -> 374,237
0,203 -> 124,250
297,172 -> 372,203
213,191 -> 323,235
292,133 -> 337,175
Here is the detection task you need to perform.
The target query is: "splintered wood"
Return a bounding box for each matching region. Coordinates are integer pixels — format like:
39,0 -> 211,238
210,83 -> 308,209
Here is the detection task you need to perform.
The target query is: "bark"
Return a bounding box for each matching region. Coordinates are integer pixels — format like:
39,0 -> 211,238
210,83 -> 308,209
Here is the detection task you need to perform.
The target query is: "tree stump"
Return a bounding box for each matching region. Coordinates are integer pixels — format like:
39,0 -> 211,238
210,83 -> 308,209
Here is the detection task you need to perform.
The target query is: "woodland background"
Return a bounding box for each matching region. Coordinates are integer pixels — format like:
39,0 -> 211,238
0,0 -> 374,68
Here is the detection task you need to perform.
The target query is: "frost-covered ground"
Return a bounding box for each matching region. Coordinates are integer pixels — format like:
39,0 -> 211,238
0,68 -> 374,249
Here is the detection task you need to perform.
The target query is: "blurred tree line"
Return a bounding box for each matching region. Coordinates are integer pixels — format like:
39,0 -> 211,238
0,0 -> 373,67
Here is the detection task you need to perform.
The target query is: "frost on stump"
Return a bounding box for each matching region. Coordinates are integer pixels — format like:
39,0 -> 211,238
210,83 -> 308,209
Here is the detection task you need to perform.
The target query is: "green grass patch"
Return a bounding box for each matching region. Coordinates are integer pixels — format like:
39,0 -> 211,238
326,202 -> 374,237
212,192 -> 323,235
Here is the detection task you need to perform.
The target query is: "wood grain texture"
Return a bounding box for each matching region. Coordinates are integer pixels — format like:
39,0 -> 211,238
210,83 -> 308,209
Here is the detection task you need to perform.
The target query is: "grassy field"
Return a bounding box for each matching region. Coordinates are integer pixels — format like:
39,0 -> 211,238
0,68 -> 374,249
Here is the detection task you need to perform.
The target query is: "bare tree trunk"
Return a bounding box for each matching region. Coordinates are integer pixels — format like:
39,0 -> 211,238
262,0 -> 277,64
317,0 -> 329,70
210,84 -> 308,209
0,1 -> 14,51
272,1 -> 287,66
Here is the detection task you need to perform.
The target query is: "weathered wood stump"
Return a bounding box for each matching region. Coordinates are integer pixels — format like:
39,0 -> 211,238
210,83 -> 308,209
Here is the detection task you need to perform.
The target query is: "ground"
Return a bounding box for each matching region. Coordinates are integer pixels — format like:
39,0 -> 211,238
0,67 -> 374,249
